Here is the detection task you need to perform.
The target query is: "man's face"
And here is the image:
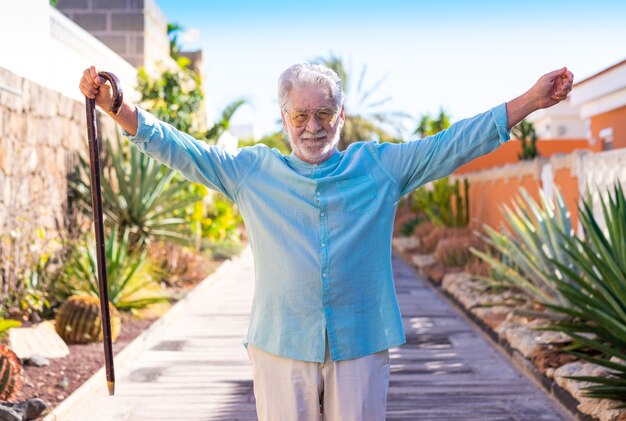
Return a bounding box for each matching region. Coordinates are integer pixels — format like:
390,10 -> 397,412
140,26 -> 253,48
282,85 -> 345,164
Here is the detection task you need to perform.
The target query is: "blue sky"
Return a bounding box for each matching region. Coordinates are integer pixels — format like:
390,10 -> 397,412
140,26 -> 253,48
155,0 -> 626,138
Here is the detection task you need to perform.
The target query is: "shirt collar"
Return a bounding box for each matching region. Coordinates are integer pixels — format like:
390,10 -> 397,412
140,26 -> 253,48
287,149 -> 342,169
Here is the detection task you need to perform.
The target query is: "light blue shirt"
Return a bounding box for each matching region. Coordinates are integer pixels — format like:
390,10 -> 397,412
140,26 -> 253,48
125,104 -> 510,362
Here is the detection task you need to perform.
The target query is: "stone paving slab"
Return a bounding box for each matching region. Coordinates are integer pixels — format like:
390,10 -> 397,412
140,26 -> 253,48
46,247 -> 574,420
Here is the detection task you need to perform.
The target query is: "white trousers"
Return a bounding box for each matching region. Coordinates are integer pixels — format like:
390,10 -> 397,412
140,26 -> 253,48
246,344 -> 390,421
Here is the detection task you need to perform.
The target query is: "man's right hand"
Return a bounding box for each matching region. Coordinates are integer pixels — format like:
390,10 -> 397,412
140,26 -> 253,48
79,65 -> 139,135
79,66 -> 114,111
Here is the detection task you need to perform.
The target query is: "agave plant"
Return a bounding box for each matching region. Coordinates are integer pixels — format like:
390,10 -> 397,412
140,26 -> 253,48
70,132 -> 202,248
61,226 -> 167,312
471,188 -> 578,313
534,182 -> 626,407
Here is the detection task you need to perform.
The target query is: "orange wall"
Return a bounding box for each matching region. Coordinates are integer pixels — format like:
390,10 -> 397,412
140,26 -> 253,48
467,174 -> 543,230
465,163 -> 581,231
455,139 -> 590,174
591,105 -> 626,150
553,167 -> 580,228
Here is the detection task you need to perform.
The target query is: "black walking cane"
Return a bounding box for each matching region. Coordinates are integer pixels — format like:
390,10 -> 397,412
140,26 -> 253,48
84,71 -> 123,396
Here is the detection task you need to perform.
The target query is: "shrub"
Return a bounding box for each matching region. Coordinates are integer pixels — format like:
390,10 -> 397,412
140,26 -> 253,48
59,227 -> 168,313
536,183 -> 626,407
148,241 -> 211,286
410,177 -> 469,228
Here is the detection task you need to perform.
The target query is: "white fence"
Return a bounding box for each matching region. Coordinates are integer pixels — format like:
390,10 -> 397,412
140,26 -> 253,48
0,0 -> 138,103
579,148 -> 626,230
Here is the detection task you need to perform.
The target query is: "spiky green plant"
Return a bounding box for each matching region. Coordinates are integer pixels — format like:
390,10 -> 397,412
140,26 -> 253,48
535,182 -> 626,407
71,132 -> 202,248
61,227 -> 167,313
471,188 -> 577,313
411,177 -> 469,228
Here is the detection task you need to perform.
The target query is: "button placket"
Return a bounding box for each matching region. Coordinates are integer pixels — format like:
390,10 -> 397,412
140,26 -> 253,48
318,184 -> 330,311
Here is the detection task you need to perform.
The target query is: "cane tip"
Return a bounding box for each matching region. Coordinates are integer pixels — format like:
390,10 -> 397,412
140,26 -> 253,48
107,381 -> 115,396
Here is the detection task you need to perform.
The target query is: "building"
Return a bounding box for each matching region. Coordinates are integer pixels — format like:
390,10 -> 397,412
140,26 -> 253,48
570,59 -> 626,151
56,0 -> 173,75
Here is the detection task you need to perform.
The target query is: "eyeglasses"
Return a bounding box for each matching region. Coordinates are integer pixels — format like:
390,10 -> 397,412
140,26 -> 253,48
285,107 -> 340,128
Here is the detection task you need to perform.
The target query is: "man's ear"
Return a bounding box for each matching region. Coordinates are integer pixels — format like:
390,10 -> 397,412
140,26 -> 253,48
339,105 -> 346,129
281,110 -> 288,131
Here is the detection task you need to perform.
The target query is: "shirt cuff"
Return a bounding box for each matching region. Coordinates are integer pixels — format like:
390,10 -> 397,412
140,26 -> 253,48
121,107 -> 159,143
491,103 -> 511,144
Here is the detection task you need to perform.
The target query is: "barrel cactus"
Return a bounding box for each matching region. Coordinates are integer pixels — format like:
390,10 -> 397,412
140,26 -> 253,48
0,345 -> 22,401
55,295 -> 121,344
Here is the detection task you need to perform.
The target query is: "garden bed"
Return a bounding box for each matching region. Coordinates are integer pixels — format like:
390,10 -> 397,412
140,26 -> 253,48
9,252 -> 228,419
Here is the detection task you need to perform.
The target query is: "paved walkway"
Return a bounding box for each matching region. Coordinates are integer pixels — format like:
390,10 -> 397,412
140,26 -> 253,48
48,247 -> 573,421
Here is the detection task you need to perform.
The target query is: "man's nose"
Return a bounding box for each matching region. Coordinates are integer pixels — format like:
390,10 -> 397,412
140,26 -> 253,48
305,113 -> 322,132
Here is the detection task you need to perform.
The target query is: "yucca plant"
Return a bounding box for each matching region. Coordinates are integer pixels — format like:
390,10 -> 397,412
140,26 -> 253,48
70,132 -> 203,249
535,182 -> 626,407
471,188 -> 578,315
61,226 -> 168,313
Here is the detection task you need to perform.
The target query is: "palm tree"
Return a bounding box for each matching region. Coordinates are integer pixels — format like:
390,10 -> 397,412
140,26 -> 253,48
312,53 -> 410,149
414,108 -> 451,137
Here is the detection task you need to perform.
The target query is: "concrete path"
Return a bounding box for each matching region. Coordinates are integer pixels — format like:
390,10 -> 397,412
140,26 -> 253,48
47,247 -> 573,421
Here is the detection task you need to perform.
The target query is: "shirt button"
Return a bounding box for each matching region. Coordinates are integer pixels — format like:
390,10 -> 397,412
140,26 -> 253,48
322,273 -> 327,277
320,212 -> 325,217
321,242 -> 326,247
322,303 -> 328,308
316,191 -> 321,196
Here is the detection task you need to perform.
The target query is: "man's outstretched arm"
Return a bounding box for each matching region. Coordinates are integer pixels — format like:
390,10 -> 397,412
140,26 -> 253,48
506,67 -> 574,130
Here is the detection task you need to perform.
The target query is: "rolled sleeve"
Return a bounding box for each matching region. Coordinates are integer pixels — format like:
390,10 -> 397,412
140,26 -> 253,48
491,102 -> 511,145
122,108 -> 260,201
374,103 -> 511,195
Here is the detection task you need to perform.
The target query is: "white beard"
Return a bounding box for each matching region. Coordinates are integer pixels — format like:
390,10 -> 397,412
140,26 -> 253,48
289,129 -> 341,164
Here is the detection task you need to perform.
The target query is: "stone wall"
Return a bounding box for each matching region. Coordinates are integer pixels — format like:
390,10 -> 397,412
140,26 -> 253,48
56,0 -> 170,71
0,66 -> 118,290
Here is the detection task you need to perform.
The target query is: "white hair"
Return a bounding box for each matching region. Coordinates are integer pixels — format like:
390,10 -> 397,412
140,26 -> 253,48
277,63 -> 344,110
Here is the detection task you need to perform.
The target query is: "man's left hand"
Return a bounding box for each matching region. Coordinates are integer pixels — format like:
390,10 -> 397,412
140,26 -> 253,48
531,67 -> 574,109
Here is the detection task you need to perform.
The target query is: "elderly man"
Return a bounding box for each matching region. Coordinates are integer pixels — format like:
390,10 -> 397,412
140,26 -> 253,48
79,63 -> 573,420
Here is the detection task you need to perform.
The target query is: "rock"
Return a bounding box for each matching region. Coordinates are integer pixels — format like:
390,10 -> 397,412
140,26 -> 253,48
495,319 -> 544,359
423,263 -> 446,283
554,361 -> 626,421
471,306 -> 510,329
25,354 -> 49,367
533,330 -> 571,345
57,376 -> 69,390
392,236 -> 420,252
8,321 -> 69,359
0,398 -> 49,420
0,404 -> 21,421
411,254 -> 436,268
23,399 -> 48,420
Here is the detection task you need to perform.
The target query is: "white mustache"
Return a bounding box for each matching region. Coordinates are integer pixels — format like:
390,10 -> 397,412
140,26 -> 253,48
300,130 -> 328,141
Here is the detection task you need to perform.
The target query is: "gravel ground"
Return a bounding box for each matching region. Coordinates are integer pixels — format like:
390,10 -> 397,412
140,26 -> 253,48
16,314 -> 156,414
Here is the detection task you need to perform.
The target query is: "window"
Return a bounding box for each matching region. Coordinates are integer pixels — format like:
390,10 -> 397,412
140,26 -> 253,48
599,127 -> 614,151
